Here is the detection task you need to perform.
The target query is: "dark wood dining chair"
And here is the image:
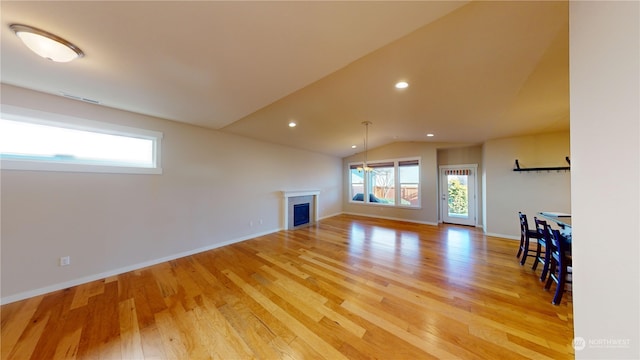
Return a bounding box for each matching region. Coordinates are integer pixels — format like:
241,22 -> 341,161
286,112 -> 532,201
517,212 -> 541,266
544,228 -> 572,305
532,217 -> 552,281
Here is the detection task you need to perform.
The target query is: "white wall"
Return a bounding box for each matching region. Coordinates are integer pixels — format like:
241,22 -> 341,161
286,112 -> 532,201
570,2 -> 639,358
483,131 -> 571,238
0,84 -> 343,304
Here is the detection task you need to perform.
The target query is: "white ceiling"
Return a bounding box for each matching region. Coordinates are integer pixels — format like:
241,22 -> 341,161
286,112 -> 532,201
1,1 -> 569,158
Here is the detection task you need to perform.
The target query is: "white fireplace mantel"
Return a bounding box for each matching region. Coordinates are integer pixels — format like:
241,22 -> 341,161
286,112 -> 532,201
282,190 -> 320,229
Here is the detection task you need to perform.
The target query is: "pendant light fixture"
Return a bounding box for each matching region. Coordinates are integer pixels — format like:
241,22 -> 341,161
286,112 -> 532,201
357,121 -> 373,173
10,24 -> 84,63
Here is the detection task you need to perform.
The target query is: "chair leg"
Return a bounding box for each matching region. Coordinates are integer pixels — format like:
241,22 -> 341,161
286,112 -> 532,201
531,242 -> 541,270
540,246 -> 551,281
544,262 -> 556,290
520,237 -> 529,266
552,265 -> 566,305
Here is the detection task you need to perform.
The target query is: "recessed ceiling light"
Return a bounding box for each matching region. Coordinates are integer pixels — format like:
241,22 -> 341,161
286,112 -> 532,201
351,145 -> 357,149
426,133 -> 435,137
288,122 -> 296,128
395,81 -> 409,89
10,24 -> 84,62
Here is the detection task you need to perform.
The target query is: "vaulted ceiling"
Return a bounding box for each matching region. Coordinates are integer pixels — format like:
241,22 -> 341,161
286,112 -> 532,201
1,1 -> 569,157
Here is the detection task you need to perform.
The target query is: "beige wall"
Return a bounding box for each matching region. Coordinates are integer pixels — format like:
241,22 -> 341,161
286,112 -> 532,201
483,131 -> 571,238
342,141 -> 440,225
437,145 -> 483,166
570,2 -> 639,358
0,84 -> 343,303
343,136 -> 569,237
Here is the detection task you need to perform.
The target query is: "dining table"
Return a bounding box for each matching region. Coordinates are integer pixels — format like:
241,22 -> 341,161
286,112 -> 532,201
538,211 -> 572,242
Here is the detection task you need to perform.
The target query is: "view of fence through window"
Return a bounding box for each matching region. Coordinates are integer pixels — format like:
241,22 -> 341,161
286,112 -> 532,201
369,163 -> 395,204
349,159 -> 419,207
399,162 -> 419,205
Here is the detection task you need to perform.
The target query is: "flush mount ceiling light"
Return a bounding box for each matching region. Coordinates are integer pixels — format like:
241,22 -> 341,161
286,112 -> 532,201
10,24 -> 84,62
288,121 -> 297,128
395,81 -> 409,89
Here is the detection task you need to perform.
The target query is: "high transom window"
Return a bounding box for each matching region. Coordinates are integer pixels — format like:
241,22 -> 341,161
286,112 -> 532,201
0,106 -> 162,174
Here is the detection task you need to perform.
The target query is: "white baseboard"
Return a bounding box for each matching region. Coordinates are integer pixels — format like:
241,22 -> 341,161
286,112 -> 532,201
0,228 -> 279,305
1,216 -> 517,305
341,211 -> 438,226
319,212 -> 343,221
484,232 -> 520,241
277,213 -> 344,231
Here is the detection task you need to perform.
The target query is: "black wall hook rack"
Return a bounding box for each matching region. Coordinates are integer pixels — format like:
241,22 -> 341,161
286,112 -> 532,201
513,157 -> 571,172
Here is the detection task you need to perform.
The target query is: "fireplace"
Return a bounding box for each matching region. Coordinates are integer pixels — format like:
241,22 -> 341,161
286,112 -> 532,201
282,190 -> 320,230
293,203 -> 310,227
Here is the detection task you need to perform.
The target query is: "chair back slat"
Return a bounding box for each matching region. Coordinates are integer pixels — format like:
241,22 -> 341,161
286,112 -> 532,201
534,218 -> 550,246
550,229 -> 570,262
547,228 -> 572,305
519,212 -> 529,238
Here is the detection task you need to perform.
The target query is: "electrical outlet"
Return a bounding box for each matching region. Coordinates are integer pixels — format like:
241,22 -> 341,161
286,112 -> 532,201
60,256 -> 71,266
249,220 -> 253,227
259,219 -> 263,225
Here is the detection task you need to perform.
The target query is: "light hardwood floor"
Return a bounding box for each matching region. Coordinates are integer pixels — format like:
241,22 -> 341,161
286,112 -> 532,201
1,214 -> 574,359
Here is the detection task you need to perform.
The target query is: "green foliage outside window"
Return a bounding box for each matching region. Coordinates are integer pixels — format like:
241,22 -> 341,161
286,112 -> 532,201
448,178 -> 468,215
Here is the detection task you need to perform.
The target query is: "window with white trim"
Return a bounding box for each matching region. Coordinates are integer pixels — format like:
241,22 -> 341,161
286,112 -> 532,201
0,107 -> 163,174
349,158 -> 420,207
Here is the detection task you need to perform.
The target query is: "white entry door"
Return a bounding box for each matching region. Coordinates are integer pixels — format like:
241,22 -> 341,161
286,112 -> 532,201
440,165 -> 477,226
